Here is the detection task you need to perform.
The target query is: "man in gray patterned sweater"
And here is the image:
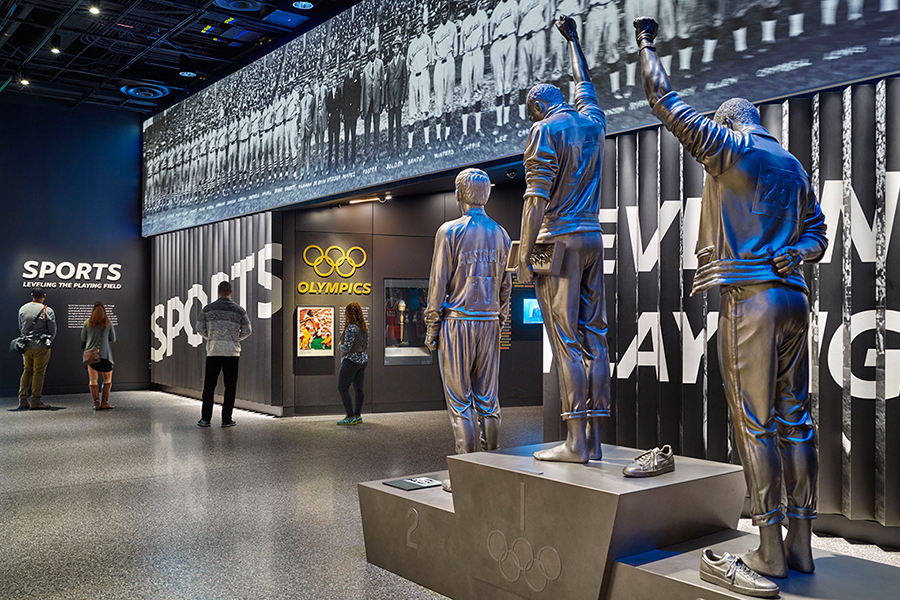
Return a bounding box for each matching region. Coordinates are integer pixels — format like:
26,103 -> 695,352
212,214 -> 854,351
196,280 -> 252,428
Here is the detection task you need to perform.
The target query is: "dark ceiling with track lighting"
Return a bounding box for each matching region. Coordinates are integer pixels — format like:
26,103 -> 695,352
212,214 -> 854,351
0,0 -> 359,113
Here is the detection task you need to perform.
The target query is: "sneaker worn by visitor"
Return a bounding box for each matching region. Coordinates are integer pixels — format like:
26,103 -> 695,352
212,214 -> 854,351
699,549 -> 779,598
197,419 -> 211,427
222,421 -> 236,428
351,416 -> 362,425
336,416 -> 355,426
623,444 -> 675,477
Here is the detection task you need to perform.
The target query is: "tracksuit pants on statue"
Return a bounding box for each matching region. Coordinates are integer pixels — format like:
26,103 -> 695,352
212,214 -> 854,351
718,282 -> 818,526
534,231 -> 611,421
438,319 -> 502,454
201,356 -> 239,423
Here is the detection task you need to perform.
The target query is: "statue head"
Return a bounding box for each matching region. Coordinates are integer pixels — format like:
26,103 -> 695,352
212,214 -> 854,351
713,98 -> 761,130
526,84 -> 566,122
455,168 -> 492,211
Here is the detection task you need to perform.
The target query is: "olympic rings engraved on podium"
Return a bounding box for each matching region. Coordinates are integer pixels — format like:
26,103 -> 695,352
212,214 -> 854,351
302,244 -> 367,278
487,530 -> 561,592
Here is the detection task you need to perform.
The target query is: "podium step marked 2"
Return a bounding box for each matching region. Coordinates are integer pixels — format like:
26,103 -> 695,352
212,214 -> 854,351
359,443 -> 746,600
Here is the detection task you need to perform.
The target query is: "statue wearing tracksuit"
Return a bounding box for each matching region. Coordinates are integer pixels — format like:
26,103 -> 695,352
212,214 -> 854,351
518,15 -> 611,464
634,16 -> 828,580
426,169 -> 512,454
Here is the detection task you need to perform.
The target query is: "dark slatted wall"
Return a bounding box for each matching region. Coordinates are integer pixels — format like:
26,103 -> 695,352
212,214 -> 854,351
150,213 -> 281,408
601,77 -> 900,527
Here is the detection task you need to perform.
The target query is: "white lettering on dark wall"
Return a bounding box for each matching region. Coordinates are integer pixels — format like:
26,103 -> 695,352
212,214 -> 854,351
150,243 -> 282,362
563,176 -> 900,397
22,261 -> 122,282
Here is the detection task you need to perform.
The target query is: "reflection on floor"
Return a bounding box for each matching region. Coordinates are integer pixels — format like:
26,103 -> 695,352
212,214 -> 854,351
1,391 -> 897,600
0,391 -> 542,600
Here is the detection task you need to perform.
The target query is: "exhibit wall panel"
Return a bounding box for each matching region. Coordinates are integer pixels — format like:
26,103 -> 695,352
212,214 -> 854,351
0,95 -> 150,396
658,130 -> 683,454
615,134 -> 639,449
602,78 -> 900,527
601,137 -> 619,446
150,212 -> 281,409
884,78 -> 900,527
636,129 -> 660,450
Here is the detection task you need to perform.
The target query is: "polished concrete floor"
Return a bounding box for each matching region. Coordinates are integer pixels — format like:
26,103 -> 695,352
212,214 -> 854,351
0,391 -> 542,600
2,392 -> 897,600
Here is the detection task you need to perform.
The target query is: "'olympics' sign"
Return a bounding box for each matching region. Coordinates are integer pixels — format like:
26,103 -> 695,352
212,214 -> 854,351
303,245 -> 367,278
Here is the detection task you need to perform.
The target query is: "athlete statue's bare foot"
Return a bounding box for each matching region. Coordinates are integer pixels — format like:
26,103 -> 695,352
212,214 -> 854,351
740,547 -> 788,579
740,523 -> 788,579
785,519 -> 815,573
533,440 -> 590,463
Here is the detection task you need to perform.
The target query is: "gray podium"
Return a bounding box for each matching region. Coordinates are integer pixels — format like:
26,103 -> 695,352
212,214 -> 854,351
609,528 -> 900,600
359,443 -> 746,600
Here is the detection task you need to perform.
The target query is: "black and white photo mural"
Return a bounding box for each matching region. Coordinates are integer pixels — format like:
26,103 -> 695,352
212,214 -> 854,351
142,0 -> 900,235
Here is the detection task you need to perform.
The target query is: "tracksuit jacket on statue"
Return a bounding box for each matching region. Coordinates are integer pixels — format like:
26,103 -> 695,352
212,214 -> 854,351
425,207 -> 511,453
652,90 -> 828,527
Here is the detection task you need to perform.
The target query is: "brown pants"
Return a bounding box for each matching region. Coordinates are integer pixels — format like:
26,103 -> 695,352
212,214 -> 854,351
19,347 -> 51,402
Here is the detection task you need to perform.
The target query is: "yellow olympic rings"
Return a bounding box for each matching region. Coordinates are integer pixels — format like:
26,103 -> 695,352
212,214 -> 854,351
303,244 -> 367,278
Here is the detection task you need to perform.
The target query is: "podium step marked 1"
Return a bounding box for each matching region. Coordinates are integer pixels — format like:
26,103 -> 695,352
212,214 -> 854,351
359,443 -> 746,600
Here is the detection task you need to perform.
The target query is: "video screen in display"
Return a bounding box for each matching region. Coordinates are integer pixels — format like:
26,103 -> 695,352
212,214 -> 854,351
522,297 -> 543,325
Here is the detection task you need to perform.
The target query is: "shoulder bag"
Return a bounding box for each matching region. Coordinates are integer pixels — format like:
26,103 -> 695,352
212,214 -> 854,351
83,327 -> 102,366
10,306 -> 46,354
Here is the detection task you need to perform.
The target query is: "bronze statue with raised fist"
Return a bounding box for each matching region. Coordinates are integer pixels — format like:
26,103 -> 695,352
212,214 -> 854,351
518,15 -> 611,464
634,15 -> 828,580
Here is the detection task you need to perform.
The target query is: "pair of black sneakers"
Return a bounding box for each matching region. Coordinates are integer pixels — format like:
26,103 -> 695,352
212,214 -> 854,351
197,419 -> 235,428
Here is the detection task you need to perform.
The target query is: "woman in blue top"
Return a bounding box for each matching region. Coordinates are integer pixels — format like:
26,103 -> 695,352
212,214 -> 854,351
337,302 -> 368,425
81,301 -> 116,410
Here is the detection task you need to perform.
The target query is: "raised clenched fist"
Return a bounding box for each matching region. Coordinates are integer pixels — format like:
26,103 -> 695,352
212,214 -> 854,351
633,16 -> 659,47
555,14 -> 579,42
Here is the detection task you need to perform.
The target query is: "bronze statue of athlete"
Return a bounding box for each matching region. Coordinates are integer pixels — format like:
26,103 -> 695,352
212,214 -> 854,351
634,15 -> 828,579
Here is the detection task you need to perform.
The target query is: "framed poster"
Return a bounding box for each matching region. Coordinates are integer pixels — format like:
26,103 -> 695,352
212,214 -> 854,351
297,306 -> 334,357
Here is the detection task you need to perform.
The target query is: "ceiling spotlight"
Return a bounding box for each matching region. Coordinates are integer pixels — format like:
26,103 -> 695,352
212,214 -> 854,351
17,68 -> 30,86
293,1 -> 314,8
89,4 -> 100,14
179,54 -> 198,78
50,34 -> 61,54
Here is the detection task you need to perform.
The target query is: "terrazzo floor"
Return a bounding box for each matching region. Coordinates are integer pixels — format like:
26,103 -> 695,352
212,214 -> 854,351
1,391 -> 897,600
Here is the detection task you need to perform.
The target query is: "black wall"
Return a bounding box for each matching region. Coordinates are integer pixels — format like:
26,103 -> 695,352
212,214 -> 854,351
281,181 -> 542,416
0,96 -> 150,397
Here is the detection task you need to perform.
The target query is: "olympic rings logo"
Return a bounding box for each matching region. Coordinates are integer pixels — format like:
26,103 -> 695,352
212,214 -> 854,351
487,530 -> 561,593
303,245 -> 367,278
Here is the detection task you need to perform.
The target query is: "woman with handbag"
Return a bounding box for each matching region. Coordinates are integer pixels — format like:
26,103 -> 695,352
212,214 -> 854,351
336,302 -> 368,426
81,302 -> 116,410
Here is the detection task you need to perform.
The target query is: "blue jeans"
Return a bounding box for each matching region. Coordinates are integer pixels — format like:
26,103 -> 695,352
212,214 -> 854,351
338,359 -> 367,418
